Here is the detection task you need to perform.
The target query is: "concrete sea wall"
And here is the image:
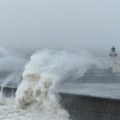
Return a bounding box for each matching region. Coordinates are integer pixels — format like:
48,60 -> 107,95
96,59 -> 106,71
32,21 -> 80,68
60,93 -> 120,120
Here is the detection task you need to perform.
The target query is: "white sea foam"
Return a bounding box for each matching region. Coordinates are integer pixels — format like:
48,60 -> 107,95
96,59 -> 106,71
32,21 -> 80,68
0,48 -> 116,119
0,49 -> 102,120
14,50 -> 99,120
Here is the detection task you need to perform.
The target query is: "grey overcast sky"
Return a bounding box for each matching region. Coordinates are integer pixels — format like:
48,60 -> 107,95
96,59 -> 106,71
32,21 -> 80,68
0,0 -> 120,51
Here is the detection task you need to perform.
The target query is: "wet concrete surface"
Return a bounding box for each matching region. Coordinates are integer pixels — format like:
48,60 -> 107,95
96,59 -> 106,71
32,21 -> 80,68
60,93 -> 120,120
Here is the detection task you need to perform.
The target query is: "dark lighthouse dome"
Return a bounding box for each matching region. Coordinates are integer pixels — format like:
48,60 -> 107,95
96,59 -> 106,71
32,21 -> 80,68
111,46 -> 116,52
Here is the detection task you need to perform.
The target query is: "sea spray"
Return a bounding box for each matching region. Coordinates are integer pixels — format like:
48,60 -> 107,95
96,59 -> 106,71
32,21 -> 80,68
0,47 -> 26,97
15,50 -> 99,120
0,47 -> 26,110
0,75 -> 15,105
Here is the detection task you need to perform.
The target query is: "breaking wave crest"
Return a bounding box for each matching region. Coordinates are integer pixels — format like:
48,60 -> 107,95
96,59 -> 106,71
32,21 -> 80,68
15,50 -> 98,120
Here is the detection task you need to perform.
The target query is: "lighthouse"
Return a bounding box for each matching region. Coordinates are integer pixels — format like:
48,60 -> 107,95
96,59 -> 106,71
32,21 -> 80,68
109,46 -> 118,73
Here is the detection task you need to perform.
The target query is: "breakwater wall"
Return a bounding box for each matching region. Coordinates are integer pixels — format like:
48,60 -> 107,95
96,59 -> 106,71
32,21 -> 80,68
60,93 -> 120,120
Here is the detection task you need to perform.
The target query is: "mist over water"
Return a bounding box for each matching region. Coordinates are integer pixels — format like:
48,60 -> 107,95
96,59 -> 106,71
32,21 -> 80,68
0,48 -> 108,119
0,47 -> 26,90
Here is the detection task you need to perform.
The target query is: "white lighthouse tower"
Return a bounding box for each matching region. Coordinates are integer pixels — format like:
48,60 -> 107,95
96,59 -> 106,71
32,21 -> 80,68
109,46 -> 118,73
